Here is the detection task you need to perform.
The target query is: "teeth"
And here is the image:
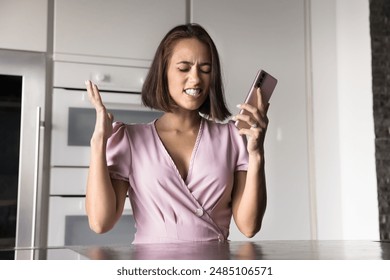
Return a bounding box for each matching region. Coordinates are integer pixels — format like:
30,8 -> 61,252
184,88 -> 200,96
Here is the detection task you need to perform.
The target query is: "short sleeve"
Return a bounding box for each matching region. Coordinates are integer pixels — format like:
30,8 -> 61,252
106,122 -> 131,182
228,121 -> 249,172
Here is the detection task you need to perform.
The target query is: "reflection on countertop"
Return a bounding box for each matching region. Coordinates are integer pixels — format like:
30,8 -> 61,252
74,240 -> 390,260
2,240 -> 390,260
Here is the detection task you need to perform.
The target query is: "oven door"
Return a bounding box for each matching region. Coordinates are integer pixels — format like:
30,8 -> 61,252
47,196 -> 135,247
51,88 -> 162,167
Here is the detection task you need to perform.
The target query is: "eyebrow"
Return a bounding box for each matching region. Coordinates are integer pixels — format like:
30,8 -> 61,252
176,61 -> 211,66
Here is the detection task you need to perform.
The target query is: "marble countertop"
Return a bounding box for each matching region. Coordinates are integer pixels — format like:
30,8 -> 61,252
2,240 -> 390,260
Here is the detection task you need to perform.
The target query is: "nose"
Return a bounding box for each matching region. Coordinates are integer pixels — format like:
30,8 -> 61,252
188,67 -> 200,84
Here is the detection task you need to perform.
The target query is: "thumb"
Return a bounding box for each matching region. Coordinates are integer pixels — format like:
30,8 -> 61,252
107,112 -> 114,123
256,87 -> 263,109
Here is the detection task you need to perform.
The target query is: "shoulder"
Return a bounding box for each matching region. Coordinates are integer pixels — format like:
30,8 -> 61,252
112,121 -> 158,149
125,120 -> 155,135
204,118 -> 247,148
112,121 -> 155,133
202,119 -> 244,144
108,121 -> 156,145
203,118 -> 238,134
108,121 -> 157,156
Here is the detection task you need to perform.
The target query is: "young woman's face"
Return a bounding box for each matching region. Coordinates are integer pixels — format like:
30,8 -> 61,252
167,38 -> 211,113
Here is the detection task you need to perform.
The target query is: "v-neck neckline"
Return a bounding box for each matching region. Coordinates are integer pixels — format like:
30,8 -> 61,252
152,117 -> 205,186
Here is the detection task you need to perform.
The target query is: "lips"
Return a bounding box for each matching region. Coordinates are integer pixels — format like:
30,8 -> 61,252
183,88 -> 201,96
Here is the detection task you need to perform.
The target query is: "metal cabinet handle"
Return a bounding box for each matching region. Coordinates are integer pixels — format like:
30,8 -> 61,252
31,107 -> 45,258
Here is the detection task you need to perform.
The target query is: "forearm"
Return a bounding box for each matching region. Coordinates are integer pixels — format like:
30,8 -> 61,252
85,137 -> 117,233
234,153 -> 267,237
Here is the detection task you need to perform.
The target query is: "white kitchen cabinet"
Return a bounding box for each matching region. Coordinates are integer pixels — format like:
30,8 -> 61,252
192,0 -> 312,240
0,0 -> 48,52
53,0 -> 187,65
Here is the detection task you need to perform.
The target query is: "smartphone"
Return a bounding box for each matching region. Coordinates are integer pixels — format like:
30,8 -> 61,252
235,69 -> 278,129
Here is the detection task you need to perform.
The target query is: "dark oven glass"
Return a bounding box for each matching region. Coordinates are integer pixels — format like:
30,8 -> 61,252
0,74 -> 22,258
67,108 -> 163,146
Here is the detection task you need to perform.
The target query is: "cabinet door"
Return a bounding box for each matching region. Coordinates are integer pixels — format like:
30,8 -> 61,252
54,0 -> 186,61
192,0 -> 312,240
0,0 -> 48,52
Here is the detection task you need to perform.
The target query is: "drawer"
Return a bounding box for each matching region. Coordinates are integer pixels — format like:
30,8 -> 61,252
53,61 -> 149,92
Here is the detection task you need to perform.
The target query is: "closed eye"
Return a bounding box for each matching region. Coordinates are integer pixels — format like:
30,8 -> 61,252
176,62 -> 211,73
178,67 -> 190,72
200,65 -> 211,74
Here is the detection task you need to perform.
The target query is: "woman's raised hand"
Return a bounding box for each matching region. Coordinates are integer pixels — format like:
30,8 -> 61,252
234,87 -> 269,156
85,80 -> 114,142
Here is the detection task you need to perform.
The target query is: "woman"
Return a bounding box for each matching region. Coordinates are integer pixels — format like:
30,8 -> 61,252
85,23 -> 268,243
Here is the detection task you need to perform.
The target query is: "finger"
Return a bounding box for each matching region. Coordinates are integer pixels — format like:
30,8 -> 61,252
257,82 -> 271,111
238,102 -> 257,115
234,110 -> 268,129
257,87 -> 271,117
85,80 -> 93,95
257,87 -> 263,110
238,101 -> 267,121
86,80 -> 105,110
85,80 -> 99,104
233,113 -> 257,127
91,82 -> 104,106
237,126 -> 263,140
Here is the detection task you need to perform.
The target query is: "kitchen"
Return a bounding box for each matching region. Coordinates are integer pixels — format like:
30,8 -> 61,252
0,0 -> 386,262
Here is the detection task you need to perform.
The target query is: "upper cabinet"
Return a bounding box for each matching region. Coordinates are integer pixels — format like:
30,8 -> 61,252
0,0 -> 48,52
53,0 -> 187,65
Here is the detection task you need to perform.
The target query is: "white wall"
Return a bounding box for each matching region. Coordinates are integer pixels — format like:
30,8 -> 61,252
336,0 -> 379,240
311,0 -> 379,240
311,0 -> 343,239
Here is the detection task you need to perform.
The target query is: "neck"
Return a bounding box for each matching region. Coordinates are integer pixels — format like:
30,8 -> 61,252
157,111 -> 202,132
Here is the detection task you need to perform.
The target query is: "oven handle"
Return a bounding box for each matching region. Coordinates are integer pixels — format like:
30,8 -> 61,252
59,89 -> 148,110
31,106 -> 44,257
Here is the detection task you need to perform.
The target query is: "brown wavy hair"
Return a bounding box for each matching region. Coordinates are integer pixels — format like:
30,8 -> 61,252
141,23 -> 231,121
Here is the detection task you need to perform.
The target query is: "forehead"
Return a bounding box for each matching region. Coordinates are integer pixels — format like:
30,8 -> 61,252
170,38 -> 211,62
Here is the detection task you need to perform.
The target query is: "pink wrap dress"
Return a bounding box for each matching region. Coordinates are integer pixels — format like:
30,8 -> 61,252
106,118 -> 249,243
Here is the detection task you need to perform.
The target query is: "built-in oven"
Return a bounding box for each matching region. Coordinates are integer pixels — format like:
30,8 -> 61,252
51,87 -> 162,167
47,61 -> 162,248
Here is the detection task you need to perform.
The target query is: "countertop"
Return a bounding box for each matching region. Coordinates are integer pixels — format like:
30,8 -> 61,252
2,240 -> 390,260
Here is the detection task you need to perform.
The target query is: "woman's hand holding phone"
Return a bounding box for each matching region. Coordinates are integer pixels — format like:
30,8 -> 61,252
234,87 -> 269,155
234,69 -> 277,155
85,80 -> 114,143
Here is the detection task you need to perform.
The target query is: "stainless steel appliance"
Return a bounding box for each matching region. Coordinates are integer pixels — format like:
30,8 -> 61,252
0,49 -> 50,260
48,61 -> 162,247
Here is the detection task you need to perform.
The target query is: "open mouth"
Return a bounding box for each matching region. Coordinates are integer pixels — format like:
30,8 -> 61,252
183,88 -> 201,96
